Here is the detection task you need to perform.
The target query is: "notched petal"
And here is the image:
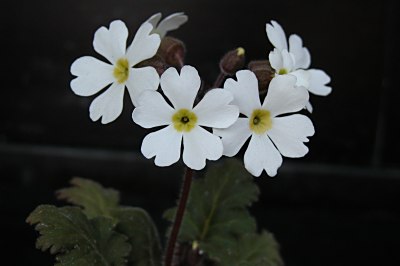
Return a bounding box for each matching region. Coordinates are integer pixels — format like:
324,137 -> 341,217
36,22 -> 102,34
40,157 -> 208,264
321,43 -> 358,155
89,83 -> 125,124
266,20 -> 288,51
268,114 -> 315,158
141,125 -> 182,167
194,89 -> 239,129
160,65 -> 201,109
183,127 -> 223,170
126,22 -> 161,67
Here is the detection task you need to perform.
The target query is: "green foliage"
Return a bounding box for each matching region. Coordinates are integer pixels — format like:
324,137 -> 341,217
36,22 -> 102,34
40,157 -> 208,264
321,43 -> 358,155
165,159 -> 259,243
28,159 -> 283,266
113,207 -> 162,266
56,178 -> 119,219
165,159 -> 282,265
206,231 -> 284,266
26,205 -> 131,266
28,179 -> 162,266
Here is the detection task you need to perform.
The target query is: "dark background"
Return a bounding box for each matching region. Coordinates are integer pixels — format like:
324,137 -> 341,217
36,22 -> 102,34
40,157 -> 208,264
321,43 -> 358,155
1,0 -> 400,265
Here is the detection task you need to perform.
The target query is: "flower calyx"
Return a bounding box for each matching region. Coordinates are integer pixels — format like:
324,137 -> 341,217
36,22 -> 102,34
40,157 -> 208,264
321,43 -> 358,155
136,54 -> 167,76
157,36 -> 186,68
219,47 -> 246,76
247,60 -> 274,93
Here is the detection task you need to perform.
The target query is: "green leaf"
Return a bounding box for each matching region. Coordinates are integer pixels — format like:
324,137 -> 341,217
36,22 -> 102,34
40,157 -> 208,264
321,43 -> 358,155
208,231 -> 284,266
164,159 -> 283,265
57,178 -> 162,265
113,207 -> 162,266
56,177 -> 120,219
164,159 -> 259,247
26,205 -> 131,266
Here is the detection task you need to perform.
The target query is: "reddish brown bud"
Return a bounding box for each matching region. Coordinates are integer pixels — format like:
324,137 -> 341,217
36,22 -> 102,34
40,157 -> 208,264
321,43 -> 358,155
248,60 -> 275,93
157,36 -> 186,68
219,47 -> 246,76
136,54 -> 166,76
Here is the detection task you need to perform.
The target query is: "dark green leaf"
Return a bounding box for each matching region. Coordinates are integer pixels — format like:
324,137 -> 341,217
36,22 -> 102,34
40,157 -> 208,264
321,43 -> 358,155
164,159 -> 259,249
56,178 -> 119,219
113,207 -> 162,266
207,231 -> 284,266
57,178 -> 162,265
27,205 -> 131,266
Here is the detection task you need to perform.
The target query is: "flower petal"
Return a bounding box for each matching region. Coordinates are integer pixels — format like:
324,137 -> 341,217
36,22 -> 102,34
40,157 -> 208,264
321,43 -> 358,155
307,69 -> 332,96
290,69 -> 310,88
263,75 -> 309,117
269,49 -> 295,73
126,22 -> 161,67
281,49 -> 296,72
93,20 -> 128,64
244,134 -> 282,177
141,125 -> 182,167
213,118 -> 252,157
268,48 -> 283,71
183,126 -> 223,170
193,89 -> 239,128
266,20 -> 288,51
89,82 -> 125,124
160,65 -> 201,109
146,12 -> 162,28
305,101 -> 313,113
268,114 -> 314,158
132,90 -> 174,128
289,34 -> 311,69
70,56 -> 114,96
223,70 -> 261,117
156,12 -> 188,38
126,67 -> 160,106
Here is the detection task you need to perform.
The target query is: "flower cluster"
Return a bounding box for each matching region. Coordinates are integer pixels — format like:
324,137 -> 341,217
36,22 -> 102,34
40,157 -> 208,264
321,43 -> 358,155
70,13 -> 331,177
266,21 -> 332,112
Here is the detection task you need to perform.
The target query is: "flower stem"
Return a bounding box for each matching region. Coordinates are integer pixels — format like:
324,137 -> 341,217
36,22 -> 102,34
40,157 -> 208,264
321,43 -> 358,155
164,167 -> 194,266
212,72 -> 227,89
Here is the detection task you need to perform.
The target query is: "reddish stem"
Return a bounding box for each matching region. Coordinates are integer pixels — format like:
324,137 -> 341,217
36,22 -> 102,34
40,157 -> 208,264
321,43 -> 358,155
164,167 -> 194,266
212,72 -> 227,88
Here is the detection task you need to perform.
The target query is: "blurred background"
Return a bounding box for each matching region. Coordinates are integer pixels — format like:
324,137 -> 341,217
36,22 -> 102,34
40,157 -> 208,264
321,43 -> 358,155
1,0 -> 400,265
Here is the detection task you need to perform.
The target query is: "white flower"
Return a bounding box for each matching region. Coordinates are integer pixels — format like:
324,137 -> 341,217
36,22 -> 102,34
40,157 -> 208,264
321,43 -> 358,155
214,70 -> 315,177
70,20 -> 161,124
132,65 -> 239,170
146,12 -> 188,38
266,20 -> 332,112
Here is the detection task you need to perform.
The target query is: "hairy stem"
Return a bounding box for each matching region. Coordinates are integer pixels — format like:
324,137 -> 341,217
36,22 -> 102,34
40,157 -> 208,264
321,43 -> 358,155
164,167 -> 194,266
212,72 -> 227,89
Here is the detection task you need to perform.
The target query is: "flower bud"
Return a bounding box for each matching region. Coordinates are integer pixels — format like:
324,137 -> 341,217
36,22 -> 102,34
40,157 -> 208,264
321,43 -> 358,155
219,47 -> 246,76
136,54 -> 166,76
248,60 -> 274,93
157,36 -> 186,68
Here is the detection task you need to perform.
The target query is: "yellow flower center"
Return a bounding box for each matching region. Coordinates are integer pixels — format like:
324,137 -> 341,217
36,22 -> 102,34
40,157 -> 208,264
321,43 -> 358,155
172,109 -> 198,132
278,68 -> 288,75
113,58 -> 129,84
249,109 -> 272,134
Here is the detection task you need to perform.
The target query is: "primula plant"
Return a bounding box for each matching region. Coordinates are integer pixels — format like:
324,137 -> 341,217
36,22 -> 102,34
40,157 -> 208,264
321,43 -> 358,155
27,11 -> 331,266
